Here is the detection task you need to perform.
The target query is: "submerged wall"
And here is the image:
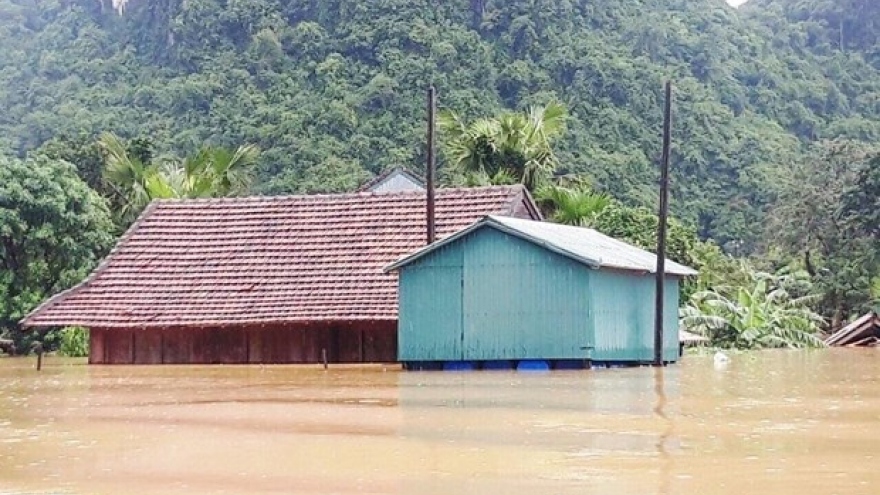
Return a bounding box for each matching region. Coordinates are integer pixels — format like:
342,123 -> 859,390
589,269 -> 680,362
89,321 -> 397,364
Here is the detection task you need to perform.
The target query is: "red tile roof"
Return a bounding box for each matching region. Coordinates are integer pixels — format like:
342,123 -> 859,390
21,186 -> 539,328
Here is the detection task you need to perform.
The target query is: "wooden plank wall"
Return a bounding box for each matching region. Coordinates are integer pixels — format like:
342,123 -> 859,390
89,322 -> 397,365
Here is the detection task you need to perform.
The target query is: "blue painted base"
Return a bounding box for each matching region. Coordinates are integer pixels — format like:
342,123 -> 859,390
516,360 -> 550,372
401,359 -> 669,371
403,361 -> 443,371
443,361 -> 476,371
482,360 -> 515,370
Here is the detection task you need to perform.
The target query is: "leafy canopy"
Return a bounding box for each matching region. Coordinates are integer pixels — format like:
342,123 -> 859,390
0,155 -> 115,352
3,0 -> 880,248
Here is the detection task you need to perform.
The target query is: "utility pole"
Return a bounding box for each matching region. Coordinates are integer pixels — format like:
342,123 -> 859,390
426,85 -> 437,245
654,81 -> 673,367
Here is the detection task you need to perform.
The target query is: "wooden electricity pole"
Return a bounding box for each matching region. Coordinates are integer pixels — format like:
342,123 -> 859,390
654,81 -> 673,367
426,85 -> 436,245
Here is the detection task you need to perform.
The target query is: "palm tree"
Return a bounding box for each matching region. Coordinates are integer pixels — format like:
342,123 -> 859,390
179,145 -> 259,198
439,102 -> 566,191
98,132 -> 259,224
536,184 -> 612,226
99,132 -> 157,222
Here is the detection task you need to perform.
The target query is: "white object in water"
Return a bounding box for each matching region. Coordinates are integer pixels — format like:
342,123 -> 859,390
714,351 -> 730,365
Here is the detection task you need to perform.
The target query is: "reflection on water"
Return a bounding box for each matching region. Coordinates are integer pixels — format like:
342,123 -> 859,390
1,349 -> 878,495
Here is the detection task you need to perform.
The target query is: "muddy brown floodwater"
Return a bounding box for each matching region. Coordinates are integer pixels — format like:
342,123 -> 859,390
1,349 -> 878,495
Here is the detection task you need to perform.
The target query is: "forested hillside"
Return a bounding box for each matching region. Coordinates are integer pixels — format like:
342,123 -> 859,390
745,0 -> 879,63
1,0 -> 879,251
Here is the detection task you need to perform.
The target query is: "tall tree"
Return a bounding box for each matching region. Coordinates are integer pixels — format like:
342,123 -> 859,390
768,141 -> 879,326
839,154 -> 880,241
0,155 -> 114,352
2,0 -> 880,248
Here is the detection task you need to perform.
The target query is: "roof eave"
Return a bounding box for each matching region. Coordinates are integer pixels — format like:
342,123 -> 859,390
515,186 -> 544,221
384,219 -> 488,272
18,202 -> 162,328
22,315 -> 402,330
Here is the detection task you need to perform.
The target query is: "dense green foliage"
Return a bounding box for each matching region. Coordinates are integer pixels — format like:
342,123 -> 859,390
0,156 -> 115,351
840,155 -> 880,242
766,141 -> 879,328
99,132 -> 259,225
440,103 -> 565,190
2,0 -> 880,250
744,0 -> 879,64
55,327 -> 90,357
536,185 -> 612,226
681,266 -> 826,349
587,203 -> 700,270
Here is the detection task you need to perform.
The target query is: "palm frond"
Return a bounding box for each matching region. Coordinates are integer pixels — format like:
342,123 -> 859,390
99,132 -> 144,190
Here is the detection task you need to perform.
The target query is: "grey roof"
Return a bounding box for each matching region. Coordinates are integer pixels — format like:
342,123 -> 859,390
358,168 -> 425,193
385,215 -> 698,276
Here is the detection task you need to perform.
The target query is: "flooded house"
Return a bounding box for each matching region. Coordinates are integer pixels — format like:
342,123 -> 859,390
825,312 -> 880,347
20,186 -> 541,364
386,215 -> 697,370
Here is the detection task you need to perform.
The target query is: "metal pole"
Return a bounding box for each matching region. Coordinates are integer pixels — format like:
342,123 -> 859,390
426,85 -> 436,245
654,81 -> 673,367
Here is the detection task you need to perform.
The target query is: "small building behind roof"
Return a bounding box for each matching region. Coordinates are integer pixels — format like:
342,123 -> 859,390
358,168 -> 425,193
386,215 -> 698,369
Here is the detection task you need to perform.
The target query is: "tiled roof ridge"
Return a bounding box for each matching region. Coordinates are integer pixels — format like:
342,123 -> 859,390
19,202 -> 160,327
150,184 -> 525,205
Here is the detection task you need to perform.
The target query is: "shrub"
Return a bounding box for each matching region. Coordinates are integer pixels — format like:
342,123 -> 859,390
58,327 -> 89,357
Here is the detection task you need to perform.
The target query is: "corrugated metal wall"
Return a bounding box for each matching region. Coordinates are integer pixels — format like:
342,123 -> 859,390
397,227 -> 682,363
461,229 -> 592,360
589,270 -> 679,362
399,229 -> 592,361
398,243 -> 464,361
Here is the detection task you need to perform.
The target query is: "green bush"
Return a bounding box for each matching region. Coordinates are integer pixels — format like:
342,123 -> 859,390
58,327 -> 89,357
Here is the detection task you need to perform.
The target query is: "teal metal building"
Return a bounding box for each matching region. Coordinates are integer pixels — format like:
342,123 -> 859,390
385,216 -> 697,369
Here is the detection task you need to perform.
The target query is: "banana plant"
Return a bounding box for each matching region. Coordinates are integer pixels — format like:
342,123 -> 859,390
681,267 -> 826,349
